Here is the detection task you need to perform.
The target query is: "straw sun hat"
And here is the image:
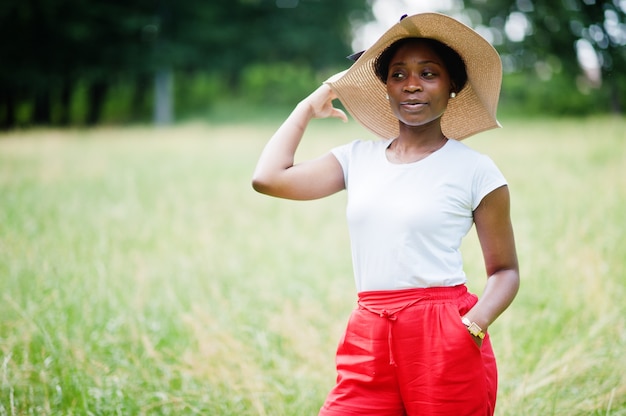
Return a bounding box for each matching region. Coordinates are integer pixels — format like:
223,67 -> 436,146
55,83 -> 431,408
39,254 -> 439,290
325,13 -> 502,140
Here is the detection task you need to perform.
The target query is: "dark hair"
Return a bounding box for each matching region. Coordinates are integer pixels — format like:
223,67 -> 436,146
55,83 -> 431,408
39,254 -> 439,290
374,37 -> 468,93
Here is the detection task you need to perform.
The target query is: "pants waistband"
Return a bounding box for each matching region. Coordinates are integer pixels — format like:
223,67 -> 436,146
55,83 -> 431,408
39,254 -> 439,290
358,284 -> 468,312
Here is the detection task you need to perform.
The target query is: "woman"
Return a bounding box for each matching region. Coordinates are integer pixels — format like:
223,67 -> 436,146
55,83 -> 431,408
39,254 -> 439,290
252,13 -> 519,416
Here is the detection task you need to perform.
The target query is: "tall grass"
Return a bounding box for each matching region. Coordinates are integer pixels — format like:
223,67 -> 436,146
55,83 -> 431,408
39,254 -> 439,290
0,116 -> 624,415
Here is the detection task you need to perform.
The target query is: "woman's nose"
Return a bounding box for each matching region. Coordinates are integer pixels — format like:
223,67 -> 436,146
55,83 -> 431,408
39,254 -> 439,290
403,75 -> 423,93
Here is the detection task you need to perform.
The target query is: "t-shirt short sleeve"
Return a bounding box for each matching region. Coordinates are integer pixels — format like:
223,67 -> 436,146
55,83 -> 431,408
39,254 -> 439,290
331,140 -> 360,188
471,154 -> 508,211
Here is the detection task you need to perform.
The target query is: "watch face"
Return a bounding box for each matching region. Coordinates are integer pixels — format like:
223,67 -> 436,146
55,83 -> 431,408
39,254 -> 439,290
461,318 -> 485,338
467,322 -> 485,338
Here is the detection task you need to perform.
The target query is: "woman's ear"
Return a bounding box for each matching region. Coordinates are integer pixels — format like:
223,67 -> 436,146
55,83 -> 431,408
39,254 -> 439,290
449,82 -> 458,98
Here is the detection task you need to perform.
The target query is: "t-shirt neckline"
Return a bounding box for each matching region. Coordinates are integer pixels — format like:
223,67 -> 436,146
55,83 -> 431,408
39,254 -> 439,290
382,137 -> 450,166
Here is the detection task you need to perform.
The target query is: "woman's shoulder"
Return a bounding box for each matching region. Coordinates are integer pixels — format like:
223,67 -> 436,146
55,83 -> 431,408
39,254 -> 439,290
444,139 -> 493,162
350,138 -> 391,149
439,140 -> 504,179
445,138 -> 480,154
333,138 -> 390,155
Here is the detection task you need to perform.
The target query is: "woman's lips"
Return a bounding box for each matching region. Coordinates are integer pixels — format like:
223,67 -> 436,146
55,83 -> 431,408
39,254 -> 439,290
400,101 -> 427,110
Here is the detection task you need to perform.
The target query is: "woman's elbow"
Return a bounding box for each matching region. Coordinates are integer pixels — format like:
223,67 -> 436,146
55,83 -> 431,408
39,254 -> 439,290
251,171 -> 283,196
251,175 -> 271,195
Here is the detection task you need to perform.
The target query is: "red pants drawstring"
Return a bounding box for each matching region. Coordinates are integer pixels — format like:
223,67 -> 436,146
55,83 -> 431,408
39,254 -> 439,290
358,297 -> 426,366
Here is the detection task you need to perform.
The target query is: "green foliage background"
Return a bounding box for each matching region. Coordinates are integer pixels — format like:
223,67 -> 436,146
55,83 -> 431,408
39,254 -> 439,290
1,0 -> 625,129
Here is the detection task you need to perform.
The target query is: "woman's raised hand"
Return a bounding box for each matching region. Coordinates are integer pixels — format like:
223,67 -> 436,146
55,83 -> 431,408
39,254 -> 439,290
302,84 -> 348,122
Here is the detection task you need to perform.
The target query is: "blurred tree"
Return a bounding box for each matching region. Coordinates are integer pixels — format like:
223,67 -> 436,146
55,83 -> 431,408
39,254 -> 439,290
462,0 -> 625,113
0,0 -> 371,128
0,0 -> 157,127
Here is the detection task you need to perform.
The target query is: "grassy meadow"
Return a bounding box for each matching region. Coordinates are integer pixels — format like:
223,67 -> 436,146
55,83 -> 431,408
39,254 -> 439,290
0,115 -> 625,415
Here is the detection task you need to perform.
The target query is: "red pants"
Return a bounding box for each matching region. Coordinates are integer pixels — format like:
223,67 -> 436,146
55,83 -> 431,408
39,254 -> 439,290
319,285 -> 497,416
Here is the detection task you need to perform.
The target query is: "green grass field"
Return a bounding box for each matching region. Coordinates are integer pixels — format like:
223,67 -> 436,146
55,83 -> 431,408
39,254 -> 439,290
1,116 -> 625,415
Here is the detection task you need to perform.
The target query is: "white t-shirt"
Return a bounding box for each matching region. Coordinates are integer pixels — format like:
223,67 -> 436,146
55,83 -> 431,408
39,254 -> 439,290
331,138 -> 507,292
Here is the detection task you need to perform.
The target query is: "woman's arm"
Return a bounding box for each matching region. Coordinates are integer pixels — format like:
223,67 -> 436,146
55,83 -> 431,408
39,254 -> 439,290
464,185 -> 520,338
252,84 -> 348,200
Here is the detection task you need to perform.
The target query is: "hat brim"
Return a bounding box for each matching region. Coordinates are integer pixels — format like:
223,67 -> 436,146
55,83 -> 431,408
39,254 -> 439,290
325,13 -> 502,140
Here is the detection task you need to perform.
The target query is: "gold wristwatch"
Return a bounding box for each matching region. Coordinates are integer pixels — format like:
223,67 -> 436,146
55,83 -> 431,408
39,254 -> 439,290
461,317 -> 486,339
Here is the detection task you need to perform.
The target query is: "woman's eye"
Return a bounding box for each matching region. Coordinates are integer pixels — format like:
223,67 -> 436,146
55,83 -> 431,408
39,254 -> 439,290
422,71 -> 436,78
391,72 -> 405,79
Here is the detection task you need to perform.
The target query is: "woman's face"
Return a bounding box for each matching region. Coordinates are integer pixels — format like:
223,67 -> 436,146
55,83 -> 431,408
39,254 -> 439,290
385,41 -> 453,130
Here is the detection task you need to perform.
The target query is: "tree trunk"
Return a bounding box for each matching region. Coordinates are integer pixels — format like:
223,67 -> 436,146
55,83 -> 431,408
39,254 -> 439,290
0,86 -> 16,130
58,79 -> 72,126
132,73 -> 150,120
609,77 -> 623,114
87,81 -> 108,126
154,68 -> 173,126
33,88 -> 51,125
